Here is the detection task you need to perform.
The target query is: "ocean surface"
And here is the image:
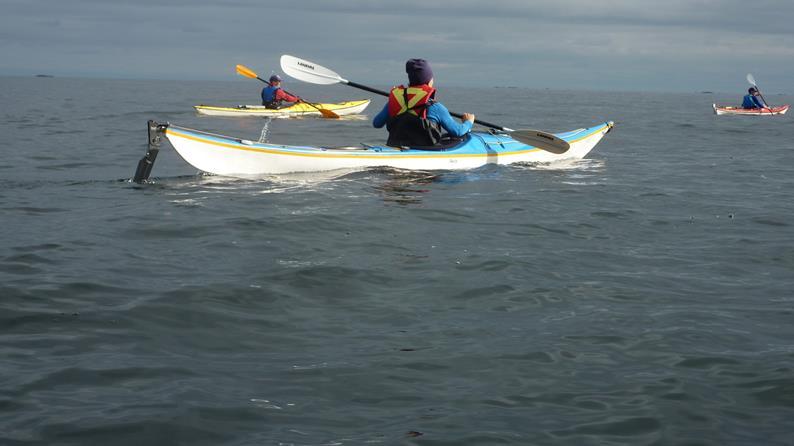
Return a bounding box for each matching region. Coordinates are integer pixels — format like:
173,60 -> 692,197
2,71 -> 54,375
1,76 -> 793,445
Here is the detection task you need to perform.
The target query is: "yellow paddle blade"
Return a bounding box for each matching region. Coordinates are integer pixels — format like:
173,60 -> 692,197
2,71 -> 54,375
317,108 -> 340,119
299,100 -> 340,119
236,64 -> 258,79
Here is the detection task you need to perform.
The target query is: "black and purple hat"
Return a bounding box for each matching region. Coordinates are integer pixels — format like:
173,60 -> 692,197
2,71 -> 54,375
406,59 -> 433,86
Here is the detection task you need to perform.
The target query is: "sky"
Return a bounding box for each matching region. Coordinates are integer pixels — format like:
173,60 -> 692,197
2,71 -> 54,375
1,0 -> 793,92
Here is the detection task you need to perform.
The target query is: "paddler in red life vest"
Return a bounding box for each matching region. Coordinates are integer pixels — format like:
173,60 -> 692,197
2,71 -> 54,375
373,59 -> 475,148
261,74 -> 301,109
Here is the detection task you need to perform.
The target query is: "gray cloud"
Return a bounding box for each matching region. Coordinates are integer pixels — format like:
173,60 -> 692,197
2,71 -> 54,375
1,0 -> 792,92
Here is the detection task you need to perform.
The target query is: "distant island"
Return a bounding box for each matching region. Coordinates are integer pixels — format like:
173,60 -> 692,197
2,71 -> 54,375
701,91 -> 713,94
35,74 -> 54,78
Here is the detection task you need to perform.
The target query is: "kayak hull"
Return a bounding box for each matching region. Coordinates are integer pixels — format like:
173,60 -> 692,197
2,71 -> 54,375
194,99 -> 370,117
162,121 -> 614,176
713,103 -> 789,116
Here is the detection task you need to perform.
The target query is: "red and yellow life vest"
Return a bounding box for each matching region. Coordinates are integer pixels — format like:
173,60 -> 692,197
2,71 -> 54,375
387,84 -> 436,118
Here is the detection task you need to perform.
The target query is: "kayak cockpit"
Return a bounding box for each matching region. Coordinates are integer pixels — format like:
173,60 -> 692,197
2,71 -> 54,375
389,134 -> 470,152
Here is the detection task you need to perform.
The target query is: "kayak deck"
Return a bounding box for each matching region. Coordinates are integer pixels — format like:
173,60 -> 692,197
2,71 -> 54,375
194,99 -> 370,117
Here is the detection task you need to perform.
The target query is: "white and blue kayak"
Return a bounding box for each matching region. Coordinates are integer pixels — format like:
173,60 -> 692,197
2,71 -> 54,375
134,120 -> 613,180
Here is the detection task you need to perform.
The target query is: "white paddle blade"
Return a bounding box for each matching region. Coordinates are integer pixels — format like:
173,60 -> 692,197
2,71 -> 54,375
746,73 -> 757,86
280,55 -> 345,85
510,129 -> 570,154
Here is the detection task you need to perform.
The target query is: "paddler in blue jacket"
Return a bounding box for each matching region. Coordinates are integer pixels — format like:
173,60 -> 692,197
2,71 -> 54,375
742,87 -> 768,109
261,74 -> 301,109
373,59 -> 475,148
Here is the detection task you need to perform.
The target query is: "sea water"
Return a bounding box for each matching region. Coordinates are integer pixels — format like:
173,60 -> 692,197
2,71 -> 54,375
1,77 -> 793,445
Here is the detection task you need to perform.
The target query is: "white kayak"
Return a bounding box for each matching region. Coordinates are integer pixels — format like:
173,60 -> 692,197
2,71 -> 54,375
139,121 -> 613,178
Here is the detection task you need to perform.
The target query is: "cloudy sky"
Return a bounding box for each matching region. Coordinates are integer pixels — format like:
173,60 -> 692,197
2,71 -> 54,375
1,0 -> 793,92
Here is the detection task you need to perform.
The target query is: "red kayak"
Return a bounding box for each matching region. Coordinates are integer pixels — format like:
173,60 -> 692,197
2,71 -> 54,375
713,104 -> 789,116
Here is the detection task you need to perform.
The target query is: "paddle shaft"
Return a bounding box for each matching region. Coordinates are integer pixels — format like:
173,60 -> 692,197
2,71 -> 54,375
757,91 -> 771,110
344,81 -> 513,131
279,54 -> 568,152
755,91 -> 772,114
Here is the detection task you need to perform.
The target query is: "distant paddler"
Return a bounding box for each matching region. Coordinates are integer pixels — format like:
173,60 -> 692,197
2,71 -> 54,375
236,64 -> 339,118
742,87 -> 768,110
260,74 -> 301,109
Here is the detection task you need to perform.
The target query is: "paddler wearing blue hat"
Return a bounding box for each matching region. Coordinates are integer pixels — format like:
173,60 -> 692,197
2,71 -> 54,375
261,74 -> 301,109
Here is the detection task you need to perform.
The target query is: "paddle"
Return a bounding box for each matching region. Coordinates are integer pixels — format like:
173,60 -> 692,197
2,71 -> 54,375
279,55 -> 570,154
235,64 -> 339,118
746,73 -> 771,111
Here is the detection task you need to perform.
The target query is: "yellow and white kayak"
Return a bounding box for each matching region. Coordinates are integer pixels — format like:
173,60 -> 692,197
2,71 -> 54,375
194,99 -> 370,117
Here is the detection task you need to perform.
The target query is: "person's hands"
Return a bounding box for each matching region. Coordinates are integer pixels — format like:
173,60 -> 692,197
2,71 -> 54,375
462,113 -> 475,123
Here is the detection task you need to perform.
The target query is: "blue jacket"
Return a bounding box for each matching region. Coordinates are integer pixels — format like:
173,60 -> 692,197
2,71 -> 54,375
373,101 -> 473,137
261,85 -> 279,105
742,94 -> 766,109
261,85 -> 301,106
